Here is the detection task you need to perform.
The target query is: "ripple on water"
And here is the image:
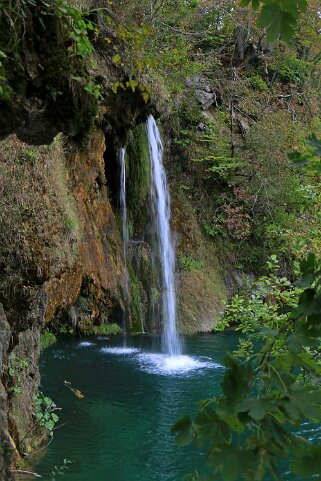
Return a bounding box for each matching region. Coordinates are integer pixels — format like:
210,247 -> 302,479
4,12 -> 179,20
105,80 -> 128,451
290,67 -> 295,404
137,353 -> 222,376
100,347 -> 141,355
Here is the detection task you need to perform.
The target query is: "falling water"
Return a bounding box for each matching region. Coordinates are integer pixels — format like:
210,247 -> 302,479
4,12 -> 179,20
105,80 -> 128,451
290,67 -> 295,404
147,115 -> 182,356
119,147 -> 129,268
119,147 -> 128,342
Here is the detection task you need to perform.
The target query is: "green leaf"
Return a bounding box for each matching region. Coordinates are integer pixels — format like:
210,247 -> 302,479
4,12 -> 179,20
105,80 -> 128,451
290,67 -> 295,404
236,398 -> 279,421
221,356 -> 254,403
284,385 -> 321,421
112,53 -> 122,65
257,4 -> 296,42
142,91 -> 149,103
291,445 -> 321,477
171,416 -> 195,446
126,79 -> 138,92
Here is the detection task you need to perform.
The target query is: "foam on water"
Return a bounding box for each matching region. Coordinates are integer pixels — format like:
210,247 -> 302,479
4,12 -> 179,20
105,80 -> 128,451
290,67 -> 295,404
137,353 -> 222,376
101,347 -> 141,355
78,341 -> 94,347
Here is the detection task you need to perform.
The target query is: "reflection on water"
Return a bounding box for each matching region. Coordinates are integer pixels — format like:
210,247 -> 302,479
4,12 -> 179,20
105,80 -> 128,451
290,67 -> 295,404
35,334 -> 321,481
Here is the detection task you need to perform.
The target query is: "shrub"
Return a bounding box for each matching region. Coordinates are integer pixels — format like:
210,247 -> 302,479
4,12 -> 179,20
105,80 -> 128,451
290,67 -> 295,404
178,256 -> 203,271
248,75 -> 268,90
93,323 -> 122,335
40,330 -> 57,350
278,56 -> 311,85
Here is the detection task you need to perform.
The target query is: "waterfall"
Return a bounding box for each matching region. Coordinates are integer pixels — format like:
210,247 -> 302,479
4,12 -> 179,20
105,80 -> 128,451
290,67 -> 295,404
119,147 -> 128,342
147,115 -> 182,356
119,147 -> 129,268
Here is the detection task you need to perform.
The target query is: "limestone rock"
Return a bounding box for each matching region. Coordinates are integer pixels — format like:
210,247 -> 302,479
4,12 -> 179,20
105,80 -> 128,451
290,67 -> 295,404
0,304 -> 14,481
186,74 -> 219,110
0,304 -> 10,372
195,90 -> 216,110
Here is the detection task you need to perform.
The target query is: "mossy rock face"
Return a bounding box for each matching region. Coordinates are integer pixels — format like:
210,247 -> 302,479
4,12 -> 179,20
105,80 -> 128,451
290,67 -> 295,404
126,125 -> 151,238
127,265 -> 145,333
171,189 -> 227,333
129,242 -> 161,333
0,134 -> 81,302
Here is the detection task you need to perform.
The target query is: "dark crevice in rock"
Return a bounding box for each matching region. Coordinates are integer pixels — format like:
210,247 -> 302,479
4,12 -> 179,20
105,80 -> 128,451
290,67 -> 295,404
104,133 -> 121,209
104,133 -> 125,209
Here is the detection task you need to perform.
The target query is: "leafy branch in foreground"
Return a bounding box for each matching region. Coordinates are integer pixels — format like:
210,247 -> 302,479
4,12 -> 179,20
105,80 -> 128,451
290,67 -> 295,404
240,0 -> 308,42
172,253 -> 321,480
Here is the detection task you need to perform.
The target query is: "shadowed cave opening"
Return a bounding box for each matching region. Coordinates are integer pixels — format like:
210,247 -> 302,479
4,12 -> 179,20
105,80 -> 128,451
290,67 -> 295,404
103,129 -> 127,210
104,133 -> 120,209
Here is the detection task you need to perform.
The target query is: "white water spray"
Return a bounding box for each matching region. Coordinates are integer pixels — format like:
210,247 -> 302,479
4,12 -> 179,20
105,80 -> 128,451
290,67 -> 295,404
147,115 -> 182,356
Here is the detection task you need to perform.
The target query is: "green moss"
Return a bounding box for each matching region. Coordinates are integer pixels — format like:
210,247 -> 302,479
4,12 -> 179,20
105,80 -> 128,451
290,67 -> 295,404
128,265 -> 144,333
93,323 -> 122,335
126,125 -> 150,236
0,134 -> 81,298
40,330 -> 57,350
171,189 -> 227,333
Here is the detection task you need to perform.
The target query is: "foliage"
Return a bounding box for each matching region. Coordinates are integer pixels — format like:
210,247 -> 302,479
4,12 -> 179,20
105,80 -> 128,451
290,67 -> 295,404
6,354 -> 29,394
93,323 -> 122,336
40,330 -> 57,350
215,255 -> 302,355
0,49 -> 12,101
0,0 -> 101,101
240,0 -> 308,42
110,0 -> 205,102
173,253 -> 321,480
58,326 -> 75,336
54,1 -> 101,99
191,115 -> 236,182
33,392 -> 59,432
247,75 -> 267,91
178,256 -> 203,271
204,222 -> 226,239
277,56 -> 311,85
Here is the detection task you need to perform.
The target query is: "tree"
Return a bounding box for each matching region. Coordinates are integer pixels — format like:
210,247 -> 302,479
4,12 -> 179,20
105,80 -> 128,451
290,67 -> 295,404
172,142 -> 321,480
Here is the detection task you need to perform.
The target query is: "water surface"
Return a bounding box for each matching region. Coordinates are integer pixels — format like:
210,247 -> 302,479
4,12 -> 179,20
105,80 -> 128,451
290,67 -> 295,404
36,334 -> 232,480
36,334 -> 321,481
